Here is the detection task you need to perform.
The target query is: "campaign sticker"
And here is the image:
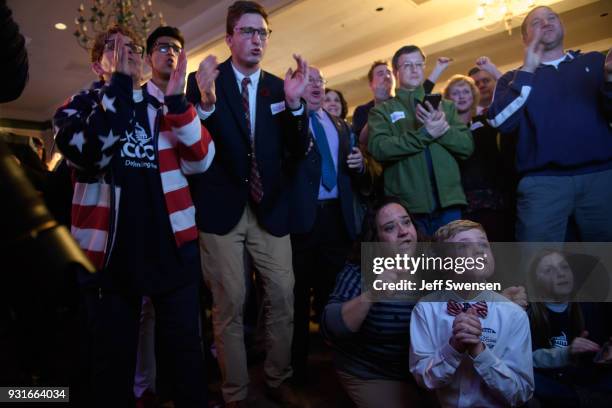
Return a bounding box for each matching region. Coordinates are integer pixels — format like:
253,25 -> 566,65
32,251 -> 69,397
390,111 -> 405,123
270,101 -> 286,115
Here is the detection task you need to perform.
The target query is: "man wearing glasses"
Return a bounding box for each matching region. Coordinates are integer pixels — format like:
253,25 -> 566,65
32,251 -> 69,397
53,25 -> 214,406
368,45 -> 473,236
186,1 -> 309,407
288,66 -> 366,384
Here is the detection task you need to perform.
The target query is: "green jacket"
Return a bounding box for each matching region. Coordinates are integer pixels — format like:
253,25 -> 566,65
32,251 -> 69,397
368,86 -> 473,214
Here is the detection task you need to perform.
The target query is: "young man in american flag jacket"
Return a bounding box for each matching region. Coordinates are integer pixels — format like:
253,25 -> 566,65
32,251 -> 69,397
53,25 -> 214,407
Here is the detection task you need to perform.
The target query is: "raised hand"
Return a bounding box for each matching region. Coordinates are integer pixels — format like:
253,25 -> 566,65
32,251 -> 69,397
196,55 -> 219,110
475,56 -> 503,79
522,24 -> 544,73
112,34 -> 131,76
284,54 -> 309,109
428,57 -> 453,84
166,50 -> 187,96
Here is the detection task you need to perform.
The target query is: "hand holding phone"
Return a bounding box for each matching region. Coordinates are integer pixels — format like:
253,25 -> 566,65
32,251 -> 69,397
594,341 -> 612,364
423,93 -> 442,110
415,96 -> 449,139
415,93 -> 442,111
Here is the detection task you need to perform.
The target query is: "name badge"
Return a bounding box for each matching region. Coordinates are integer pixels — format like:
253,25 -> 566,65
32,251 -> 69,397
470,121 -> 484,131
390,111 -> 405,123
270,101 -> 286,115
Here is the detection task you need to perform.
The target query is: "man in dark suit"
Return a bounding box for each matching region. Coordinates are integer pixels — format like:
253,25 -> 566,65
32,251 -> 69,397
289,66 -> 366,382
185,1 -> 309,406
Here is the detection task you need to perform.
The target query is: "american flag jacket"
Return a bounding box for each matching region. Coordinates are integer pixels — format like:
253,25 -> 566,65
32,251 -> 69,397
53,73 -> 215,269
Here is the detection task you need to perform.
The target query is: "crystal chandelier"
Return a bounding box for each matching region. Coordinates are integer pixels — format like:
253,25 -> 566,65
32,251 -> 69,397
74,0 -> 165,50
476,0 -> 537,35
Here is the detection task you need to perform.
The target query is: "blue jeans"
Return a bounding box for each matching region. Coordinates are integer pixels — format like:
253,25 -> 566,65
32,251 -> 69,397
412,207 -> 462,237
516,168 -> 612,242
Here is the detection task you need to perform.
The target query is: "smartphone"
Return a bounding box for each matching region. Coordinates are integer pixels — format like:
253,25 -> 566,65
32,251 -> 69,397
423,93 -> 442,110
594,341 -> 612,365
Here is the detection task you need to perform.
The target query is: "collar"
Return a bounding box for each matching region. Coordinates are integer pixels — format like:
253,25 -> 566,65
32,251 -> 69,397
231,62 -> 261,89
396,86 -> 425,109
540,50 -> 580,67
309,107 -> 325,119
544,302 -> 569,313
145,80 -> 165,104
91,79 -> 105,90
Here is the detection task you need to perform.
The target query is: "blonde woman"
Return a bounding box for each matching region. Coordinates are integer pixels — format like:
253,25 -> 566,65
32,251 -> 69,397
444,75 -> 514,241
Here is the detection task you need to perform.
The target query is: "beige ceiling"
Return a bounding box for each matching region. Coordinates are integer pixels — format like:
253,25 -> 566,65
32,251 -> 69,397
1,0 -> 610,122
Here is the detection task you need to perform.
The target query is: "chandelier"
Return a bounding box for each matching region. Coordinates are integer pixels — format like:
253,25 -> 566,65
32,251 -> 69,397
74,0 -> 165,50
476,0 -> 537,35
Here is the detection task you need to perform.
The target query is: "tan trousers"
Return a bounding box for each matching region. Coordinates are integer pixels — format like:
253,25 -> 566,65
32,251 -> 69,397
199,204 -> 294,402
337,370 -> 424,408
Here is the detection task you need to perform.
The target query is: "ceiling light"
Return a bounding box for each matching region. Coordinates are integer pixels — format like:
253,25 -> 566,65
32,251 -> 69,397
476,0 -> 536,35
74,0 -> 165,51
55,23 -> 67,30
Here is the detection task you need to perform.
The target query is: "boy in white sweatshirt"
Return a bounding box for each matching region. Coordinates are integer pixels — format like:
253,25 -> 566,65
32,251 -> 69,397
409,220 -> 534,407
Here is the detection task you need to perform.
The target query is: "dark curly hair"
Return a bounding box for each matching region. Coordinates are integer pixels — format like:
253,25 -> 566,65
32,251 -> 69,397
347,196 -> 425,263
324,88 -> 348,119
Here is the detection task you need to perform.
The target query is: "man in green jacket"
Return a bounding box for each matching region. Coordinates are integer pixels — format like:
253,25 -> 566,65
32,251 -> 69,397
368,45 -> 473,235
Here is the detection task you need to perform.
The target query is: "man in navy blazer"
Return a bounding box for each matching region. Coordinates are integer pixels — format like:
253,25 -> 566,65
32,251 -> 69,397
288,66 -> 367,382
185,1 -> 309,406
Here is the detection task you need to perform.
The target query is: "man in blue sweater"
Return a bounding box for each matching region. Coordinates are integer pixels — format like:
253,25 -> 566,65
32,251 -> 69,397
488,5 -> 612,242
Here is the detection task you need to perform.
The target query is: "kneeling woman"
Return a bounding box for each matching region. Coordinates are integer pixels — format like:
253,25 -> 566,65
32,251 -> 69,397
321,196 -> 433,408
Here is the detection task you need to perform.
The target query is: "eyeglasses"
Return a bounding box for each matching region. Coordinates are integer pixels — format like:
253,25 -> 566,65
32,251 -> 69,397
399,61 -> 425,71
234,26 -> 272,41
104,40 -> 144,57
308,77 -> 327,86
153,42 -> 182,55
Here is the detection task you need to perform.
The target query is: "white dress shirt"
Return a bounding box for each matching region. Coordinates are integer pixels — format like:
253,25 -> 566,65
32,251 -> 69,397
409,290 -> 534,407
196,63 -> 303,122
309,108 -> 340,200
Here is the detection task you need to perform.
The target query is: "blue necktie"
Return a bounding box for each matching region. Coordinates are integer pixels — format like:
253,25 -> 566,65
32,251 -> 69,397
309,111 -> 337,191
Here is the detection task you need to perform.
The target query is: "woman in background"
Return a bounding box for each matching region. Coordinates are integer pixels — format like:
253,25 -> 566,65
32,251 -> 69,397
443,74 -> 514,241
527,249 -> 612,407
323,88 -> 348,120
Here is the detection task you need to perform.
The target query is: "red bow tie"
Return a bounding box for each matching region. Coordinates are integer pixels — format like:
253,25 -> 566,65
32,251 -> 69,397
447,299 -> 488,318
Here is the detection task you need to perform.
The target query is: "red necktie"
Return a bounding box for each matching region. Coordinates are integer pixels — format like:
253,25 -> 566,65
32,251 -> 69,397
241,77 -> 263,203
447,299 -> 488,318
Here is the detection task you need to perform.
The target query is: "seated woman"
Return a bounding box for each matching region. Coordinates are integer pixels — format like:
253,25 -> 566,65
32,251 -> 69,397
320,196 -> 433,408
443,74 -> 515,242
527,249 -> 612,407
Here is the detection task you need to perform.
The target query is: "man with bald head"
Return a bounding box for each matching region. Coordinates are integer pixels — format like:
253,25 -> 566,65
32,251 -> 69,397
488,5 -> 612,242
289,66 -> 366,382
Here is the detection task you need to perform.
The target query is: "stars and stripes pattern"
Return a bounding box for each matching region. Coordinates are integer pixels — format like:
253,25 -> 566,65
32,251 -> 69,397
54,78 -> 214,269
447,299 -> 488,318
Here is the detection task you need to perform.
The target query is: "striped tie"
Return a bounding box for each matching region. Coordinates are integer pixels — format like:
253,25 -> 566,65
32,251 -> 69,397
447,299 -> 488,318
241,77 -> 263,203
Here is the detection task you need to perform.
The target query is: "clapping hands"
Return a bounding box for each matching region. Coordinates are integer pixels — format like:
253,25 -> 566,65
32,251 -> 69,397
416,101 -> 449,138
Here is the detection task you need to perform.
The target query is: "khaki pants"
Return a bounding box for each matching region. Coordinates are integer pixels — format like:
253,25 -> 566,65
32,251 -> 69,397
337,370 -> 424,408
199,204 -> 294,402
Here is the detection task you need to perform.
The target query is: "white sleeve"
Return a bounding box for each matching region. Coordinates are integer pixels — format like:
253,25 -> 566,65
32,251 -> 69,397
409,302 -> 463,390
290,104 -> 304,116
533,346 -> 571,369
472,308 -> 534,406
196,103 -> 215,121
